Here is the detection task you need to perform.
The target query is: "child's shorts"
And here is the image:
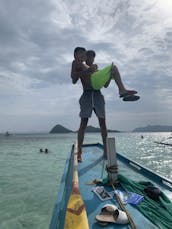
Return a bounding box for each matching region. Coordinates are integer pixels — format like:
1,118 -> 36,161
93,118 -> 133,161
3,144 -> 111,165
79,90 -> 105,118
91,64 -> 112,90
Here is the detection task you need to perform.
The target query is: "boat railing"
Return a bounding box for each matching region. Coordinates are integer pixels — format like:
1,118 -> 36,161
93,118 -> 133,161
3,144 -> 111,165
83,142 -> 172,192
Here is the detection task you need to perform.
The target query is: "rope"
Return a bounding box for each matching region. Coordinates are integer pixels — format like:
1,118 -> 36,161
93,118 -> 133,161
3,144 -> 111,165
106,164 -> 118,173
106,164 -> 119,185
111,183 -> 137,229
119,174 -> 172,229
102,160 -> 136,228
101,157 -> 106,179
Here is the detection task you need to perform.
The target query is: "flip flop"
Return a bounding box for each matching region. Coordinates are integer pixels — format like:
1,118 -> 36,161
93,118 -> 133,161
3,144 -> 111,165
123,95 -> 140,101
96,204 -> 128,224
120,90 -> 137,98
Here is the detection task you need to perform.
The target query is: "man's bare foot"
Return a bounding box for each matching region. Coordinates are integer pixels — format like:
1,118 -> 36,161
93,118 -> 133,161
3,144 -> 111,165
77,154 -> 82,163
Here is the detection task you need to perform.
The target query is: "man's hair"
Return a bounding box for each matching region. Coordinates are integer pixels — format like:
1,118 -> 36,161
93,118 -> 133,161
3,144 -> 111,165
74,47 -> 86,57
86,50 -> 96,58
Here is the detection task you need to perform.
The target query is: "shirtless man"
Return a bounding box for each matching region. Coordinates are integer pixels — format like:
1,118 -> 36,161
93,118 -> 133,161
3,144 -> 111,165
71,47 -> 139,161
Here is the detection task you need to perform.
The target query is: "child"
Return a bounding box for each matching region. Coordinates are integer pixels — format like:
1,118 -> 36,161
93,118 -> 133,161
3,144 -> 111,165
85,50 -> 140,101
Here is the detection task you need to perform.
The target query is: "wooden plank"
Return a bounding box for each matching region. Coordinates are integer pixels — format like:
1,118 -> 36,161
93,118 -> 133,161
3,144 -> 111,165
106,137 -> 118,184
64,142 -> 89,229
49,146 -> 74,229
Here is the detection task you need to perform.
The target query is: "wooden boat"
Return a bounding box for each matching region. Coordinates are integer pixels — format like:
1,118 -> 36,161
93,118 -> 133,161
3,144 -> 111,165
50,138 -> 172,229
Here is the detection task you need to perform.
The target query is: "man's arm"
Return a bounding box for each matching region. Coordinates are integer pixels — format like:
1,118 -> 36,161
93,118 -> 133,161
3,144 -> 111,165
71,72 -> 79,84
71,62 -> 94,84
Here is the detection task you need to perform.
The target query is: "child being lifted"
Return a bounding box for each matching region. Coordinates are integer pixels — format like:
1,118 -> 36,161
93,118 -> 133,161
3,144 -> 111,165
71,47 -> 140,101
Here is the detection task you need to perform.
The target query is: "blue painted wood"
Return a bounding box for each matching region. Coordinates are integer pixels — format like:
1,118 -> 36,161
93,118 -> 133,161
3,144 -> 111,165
84,143 -> 172,191
49,145 -> 74,229
49,143 -> 172,229
116,152 -> 172,192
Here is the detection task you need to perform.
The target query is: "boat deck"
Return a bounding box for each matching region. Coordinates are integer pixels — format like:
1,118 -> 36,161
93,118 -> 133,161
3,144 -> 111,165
78,144 -> 172,229
50,143 -> 172,229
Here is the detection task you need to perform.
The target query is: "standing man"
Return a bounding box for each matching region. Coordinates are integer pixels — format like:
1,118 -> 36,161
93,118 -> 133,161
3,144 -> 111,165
71,47 -> 139,162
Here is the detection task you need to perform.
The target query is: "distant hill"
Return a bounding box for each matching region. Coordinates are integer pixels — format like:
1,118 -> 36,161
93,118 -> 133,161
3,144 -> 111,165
133,125 -> 172,132
85,126 -> 100,132
49,124 -> 120,133
49,124 -> 73,134
85,125 -> 120,133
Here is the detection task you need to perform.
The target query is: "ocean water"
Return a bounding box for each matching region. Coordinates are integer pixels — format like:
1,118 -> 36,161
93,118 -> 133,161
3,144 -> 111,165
0,132 -> 172,229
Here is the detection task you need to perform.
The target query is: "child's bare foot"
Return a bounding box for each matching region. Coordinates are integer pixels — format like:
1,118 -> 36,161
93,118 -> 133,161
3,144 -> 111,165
119,90 -> 137,98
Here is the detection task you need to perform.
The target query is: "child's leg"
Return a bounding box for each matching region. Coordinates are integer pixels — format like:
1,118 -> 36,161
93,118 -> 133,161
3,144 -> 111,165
111,63 -> 126,93
91,63 -> 137,96
110,63 -> 137,96
77,118 -> 88,162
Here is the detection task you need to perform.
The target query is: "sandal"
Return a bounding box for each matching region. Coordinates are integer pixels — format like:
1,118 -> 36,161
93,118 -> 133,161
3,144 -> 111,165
123,94 -> 140,101
96,204 -> 128,224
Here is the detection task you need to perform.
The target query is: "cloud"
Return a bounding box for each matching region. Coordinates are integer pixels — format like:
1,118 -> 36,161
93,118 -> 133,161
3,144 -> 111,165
0,0 -> 172,132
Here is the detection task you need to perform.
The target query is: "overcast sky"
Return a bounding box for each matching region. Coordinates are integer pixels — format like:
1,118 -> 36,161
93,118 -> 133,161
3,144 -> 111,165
0,0 -> 172,132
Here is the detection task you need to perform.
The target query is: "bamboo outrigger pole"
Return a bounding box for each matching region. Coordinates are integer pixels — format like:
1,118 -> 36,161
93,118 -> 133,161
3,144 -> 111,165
64,142 -> 89,229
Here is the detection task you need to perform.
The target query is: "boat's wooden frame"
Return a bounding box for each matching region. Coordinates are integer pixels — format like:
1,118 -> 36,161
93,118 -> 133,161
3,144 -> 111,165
49,142 -> 172,229
64,143 -> 89,229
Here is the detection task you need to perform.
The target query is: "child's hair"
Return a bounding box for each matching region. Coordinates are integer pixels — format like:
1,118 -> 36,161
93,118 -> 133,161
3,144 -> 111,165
74,47 -> 86,58
86,50 -> 96,58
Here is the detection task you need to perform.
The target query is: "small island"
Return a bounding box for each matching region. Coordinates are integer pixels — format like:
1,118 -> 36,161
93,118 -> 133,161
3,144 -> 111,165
133,125 -> 172,132
49,124 -> 172,134
50,124 -> 73,134
49,124 -> 120,134
85,125 -> 120,133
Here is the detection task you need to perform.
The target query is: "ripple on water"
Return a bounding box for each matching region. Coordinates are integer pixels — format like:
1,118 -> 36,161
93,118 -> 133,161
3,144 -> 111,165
0,132 -> 171,229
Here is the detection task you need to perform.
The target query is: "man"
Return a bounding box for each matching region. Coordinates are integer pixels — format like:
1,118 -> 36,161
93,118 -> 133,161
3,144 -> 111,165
71,47 -> 139,161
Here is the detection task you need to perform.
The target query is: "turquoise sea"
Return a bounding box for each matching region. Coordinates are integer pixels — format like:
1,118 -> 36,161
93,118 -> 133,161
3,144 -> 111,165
0,132 -> 172,229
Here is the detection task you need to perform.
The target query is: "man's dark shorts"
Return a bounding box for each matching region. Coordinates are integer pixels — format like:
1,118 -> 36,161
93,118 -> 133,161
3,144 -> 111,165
79,90 -> 105,118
